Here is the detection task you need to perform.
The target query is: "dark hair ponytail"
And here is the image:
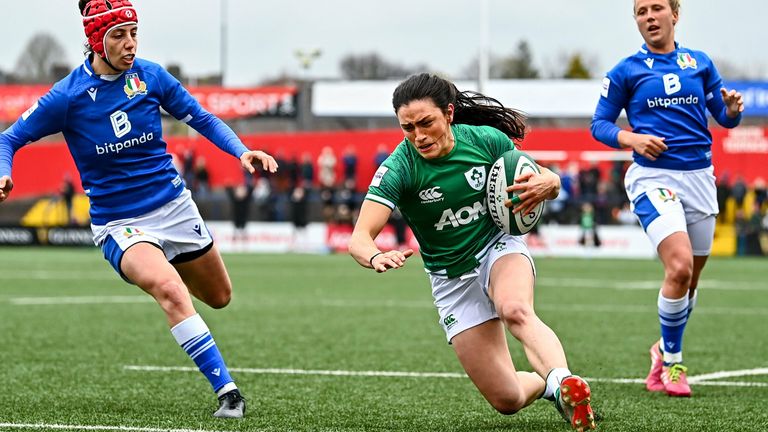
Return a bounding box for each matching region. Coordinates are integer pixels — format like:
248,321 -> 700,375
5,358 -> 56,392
392,73 -> 526,142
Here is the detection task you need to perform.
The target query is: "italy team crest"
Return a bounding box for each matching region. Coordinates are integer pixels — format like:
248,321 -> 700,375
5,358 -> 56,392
464,166 -> 486,191
124,73 -> 147,99
123,227 -> 145,238
657,188 -> 678,203
676,53 -> 697,70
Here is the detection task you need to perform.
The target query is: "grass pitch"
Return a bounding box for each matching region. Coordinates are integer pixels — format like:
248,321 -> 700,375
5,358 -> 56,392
0,248 -> 766,431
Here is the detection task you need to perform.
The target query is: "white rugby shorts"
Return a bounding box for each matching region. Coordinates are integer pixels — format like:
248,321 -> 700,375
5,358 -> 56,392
625,163 -> 717,254
429,233 -> 535,343
91,189 -> 213,282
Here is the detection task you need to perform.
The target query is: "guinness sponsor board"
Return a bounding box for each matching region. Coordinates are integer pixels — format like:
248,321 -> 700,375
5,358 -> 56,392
0,226 -> 94,246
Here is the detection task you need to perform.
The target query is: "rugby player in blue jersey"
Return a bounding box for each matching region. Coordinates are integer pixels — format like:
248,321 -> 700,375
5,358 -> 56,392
591,0 -> 744,397
0,0 -> 279,417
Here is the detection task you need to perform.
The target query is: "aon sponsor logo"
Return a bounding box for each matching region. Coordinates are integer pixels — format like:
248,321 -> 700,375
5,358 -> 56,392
434,200 -> 487,231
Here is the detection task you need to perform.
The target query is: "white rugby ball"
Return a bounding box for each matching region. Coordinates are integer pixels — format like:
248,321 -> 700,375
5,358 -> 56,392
486,150 -> 545,235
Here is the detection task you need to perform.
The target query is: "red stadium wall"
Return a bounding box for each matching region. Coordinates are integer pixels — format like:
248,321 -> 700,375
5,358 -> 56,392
6,127 -> 768,199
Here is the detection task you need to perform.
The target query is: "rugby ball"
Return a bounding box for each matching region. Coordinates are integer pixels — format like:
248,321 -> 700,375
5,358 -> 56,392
486,150 -> 545,235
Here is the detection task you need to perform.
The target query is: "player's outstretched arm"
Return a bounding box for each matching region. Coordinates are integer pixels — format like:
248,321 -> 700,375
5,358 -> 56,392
240,150 -> 278,174
349,200 -> 413,273
0,176 -> 13,203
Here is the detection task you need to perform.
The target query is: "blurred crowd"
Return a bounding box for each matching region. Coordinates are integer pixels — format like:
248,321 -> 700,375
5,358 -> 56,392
173,144 -> 371,230
170,145 -> 768,257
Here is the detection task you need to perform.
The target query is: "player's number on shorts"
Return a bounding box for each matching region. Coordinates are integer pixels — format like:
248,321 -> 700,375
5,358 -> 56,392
110,110 -> 132,138
663,73 -> 681,96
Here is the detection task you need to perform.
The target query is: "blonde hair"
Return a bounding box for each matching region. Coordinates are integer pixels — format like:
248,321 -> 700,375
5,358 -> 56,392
634,0 -> 680,14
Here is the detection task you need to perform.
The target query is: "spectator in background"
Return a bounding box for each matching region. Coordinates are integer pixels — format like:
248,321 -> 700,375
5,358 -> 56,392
561,162 -> 580,224
734,209 -> 748,256
290,184 -> 309,251
335,203 -> 354,227
543,164 -> 567,224
731,176 -> 747,209
753,177 -> 766,211
745,202 -> 764,256
715,172 -> 731,223
60,172 -> 76,226
336,178 -> 360,211
226,181 -> 254,250
317,146 -> 337,189
284,154 -> 299,189
578,202 -> 601,248
389,208 -> 408,249
342,145 -> 358,182
373,143 -> 389,167
761,208 -> 768,255
578,161 -> 600,205
593,181 -> 611,225
317,147 -> 337,222
193,156 -> 211,199
252,177 -> 272,222
181,146 -> 196,190
299,152 -> 314,187
269,149 -> 289,189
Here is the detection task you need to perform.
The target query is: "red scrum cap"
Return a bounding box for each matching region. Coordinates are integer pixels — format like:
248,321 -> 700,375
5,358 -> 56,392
82,0 -> 138,60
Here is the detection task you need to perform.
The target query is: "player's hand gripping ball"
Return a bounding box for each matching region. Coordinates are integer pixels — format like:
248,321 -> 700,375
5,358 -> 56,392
486,150 -> 545,235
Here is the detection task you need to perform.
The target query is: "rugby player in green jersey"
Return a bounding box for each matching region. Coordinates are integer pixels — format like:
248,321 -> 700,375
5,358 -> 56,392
349,73 -> 596,431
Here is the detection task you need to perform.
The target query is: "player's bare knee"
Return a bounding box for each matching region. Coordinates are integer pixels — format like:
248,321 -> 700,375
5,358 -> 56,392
207,291 -> 231,309
498,301 -> 534,330
489,394 -> 525,415
665,256 -> 693,288
151,279 -> 189,311
204,283 -> 232,309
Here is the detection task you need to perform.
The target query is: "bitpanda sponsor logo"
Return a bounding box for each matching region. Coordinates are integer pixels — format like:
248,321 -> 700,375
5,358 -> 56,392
647,94 -> 699,109
647,72 -> 699,109
96,131 -> 154,155
418,186 -> 444,204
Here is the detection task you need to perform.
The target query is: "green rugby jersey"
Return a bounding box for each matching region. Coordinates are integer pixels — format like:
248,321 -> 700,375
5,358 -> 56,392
366,124 -> 516,278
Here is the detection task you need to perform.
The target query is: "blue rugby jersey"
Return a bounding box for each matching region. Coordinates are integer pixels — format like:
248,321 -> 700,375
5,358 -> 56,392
591,43 -> 741,171
0,57 -> 249,225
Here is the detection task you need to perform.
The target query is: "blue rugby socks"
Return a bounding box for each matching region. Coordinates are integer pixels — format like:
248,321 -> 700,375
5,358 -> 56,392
171,313 -> 237,396
658,293 -> 689,365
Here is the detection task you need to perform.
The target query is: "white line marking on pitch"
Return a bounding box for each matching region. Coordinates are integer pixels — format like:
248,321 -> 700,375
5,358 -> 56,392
9,296 -> 154,305
539,278 -> 767,291
0,423 -> 242,432
8,296 -> 766,316
314,299 -> 768,316
0,271 -> 114,280
125,365 -> 466,379
124,365 -> 768,387
687,368 -> 768,382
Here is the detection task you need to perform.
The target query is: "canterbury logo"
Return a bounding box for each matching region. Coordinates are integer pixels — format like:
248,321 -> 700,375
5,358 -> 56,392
418,187 -> 443,203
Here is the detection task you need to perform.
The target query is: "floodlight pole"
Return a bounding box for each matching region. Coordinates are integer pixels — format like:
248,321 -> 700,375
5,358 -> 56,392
220,0 -> 228,86
479,0 -> 490,93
